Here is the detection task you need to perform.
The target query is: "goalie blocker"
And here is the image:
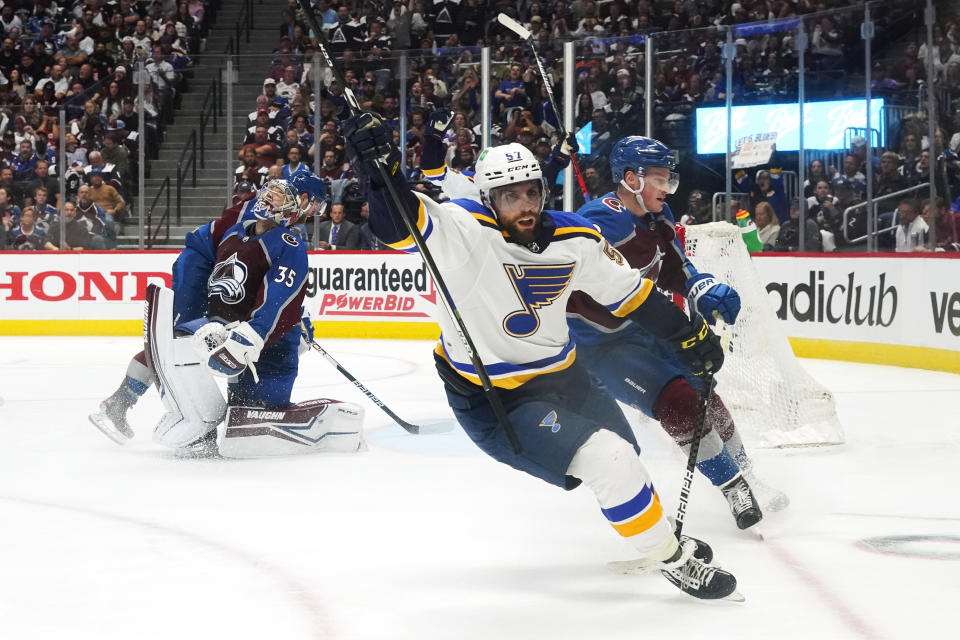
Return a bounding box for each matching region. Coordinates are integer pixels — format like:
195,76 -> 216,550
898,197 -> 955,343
144,284 -> 365,457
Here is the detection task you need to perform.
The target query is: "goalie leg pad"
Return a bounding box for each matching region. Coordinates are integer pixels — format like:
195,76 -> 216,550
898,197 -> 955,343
217,399 -> 366,458
145,284 -> 227,448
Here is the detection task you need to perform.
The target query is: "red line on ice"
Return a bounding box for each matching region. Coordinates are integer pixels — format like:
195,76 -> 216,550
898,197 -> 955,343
766,540 -> 884,640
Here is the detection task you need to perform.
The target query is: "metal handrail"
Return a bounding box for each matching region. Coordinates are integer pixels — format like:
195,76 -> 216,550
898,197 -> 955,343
233,0 -> 252,71
842,181 -> 931,244
145,176 -> 172,248
198,78 -> 219,168
176,130 -> 197,225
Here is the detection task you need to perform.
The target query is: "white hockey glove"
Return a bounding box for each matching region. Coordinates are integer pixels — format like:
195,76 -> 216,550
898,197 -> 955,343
193,321 -> 264,381
427,108 -> 455,138
686,273 -> 741,326
557,132 -> 579,158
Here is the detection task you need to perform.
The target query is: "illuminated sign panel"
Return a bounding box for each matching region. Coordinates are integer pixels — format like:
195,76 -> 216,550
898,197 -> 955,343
695,98 -> 885,154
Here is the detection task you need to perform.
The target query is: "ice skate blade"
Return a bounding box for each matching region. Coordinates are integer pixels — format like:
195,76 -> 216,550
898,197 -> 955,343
88,413 -> 132,446
724,589 -> 746,602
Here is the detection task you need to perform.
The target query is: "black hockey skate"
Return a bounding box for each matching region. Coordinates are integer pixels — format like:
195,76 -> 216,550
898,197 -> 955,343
606,533 -> 713,575
88,389 -> 136,445
721,474 -> 763,530
660,538 -> 741,601
681,534 -> 713,564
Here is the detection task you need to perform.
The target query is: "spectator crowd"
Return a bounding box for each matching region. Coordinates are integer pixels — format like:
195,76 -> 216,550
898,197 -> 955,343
1,0 -> 213,251
4,0 -> 957,253
231,0 -> 958,254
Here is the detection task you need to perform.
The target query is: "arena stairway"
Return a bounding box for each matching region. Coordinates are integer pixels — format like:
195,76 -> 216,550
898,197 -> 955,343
119,0 -> 280,249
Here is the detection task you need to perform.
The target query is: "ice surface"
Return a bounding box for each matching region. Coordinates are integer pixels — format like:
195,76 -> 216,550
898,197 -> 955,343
0,336 -> 957,639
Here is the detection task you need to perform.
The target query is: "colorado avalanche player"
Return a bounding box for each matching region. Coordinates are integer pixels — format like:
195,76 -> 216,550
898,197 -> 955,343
89,174 -> 328,447
570,136 -> 787,529
145,178 -> 361,456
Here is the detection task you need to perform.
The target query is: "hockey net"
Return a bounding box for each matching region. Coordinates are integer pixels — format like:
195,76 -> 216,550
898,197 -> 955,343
681,222 -> 844,448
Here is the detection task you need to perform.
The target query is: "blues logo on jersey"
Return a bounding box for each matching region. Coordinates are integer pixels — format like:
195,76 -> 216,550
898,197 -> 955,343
502,263 -> 576,337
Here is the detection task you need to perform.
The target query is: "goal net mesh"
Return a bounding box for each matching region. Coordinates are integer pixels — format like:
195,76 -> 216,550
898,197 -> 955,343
681,222 -> 844,448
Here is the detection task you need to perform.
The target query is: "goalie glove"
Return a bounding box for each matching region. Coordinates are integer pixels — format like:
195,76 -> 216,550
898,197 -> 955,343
427,108 -> 454,138
668,316 -> 724,377
193,321 -> 264,381
686,273 -> 741,325
342,112 -> 401,187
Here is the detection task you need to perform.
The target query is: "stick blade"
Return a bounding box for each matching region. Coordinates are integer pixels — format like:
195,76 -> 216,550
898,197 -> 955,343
496,13 -> 533,40
408,419 -> 456,435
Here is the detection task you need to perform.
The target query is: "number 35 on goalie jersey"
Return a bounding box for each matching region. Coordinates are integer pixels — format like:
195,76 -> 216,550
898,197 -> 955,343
207,221 -> 309,344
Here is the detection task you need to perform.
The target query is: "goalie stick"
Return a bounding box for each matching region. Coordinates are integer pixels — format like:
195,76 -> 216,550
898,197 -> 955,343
309,341 -> 424,435
295,0 -> 521,453
496,13 -> 590,200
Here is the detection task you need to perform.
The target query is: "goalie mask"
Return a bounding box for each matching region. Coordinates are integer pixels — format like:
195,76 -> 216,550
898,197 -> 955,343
252,179 -> 300,227
474,143 -> 548,216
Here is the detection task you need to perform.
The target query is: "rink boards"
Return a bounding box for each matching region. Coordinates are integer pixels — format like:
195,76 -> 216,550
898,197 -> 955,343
0,250 -> 957,373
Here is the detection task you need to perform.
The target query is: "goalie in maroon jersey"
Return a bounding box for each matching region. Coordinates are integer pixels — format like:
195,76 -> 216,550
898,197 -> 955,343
189,179 -> 310,406
89,177 -> 365,456
148,178 -> 362,456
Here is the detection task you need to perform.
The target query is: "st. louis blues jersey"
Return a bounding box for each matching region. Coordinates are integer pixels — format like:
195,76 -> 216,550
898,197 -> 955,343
370,191 -> 659,389
567,194 -> 700,343
207,221 -> 308,344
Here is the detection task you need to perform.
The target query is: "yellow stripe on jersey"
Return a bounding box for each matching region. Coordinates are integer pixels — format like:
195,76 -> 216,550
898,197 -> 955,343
609,278 -> 655,317
433,342 -> 578,389
421,164 -> 447,178
610,495 -> 663,537
471,211 -> 499,228
385,198 -> 429,251
552,225 -> 602,242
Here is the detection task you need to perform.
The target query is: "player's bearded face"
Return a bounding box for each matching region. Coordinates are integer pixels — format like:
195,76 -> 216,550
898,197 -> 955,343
492,180 -> 543,244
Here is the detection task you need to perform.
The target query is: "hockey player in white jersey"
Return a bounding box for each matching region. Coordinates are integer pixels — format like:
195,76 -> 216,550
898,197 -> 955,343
344,112 -> 743,600
411,120 -> 776,530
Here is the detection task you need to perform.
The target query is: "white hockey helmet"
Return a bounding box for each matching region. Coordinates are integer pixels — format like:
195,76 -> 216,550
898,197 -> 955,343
474,143 -> 548,214
252,179 -> 300,227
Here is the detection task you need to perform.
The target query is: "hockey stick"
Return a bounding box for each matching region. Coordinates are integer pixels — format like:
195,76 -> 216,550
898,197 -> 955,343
673,370 -> 713,538
296,0 -> 522,453
309,341 -> 422,434
496,13 -> 590,200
